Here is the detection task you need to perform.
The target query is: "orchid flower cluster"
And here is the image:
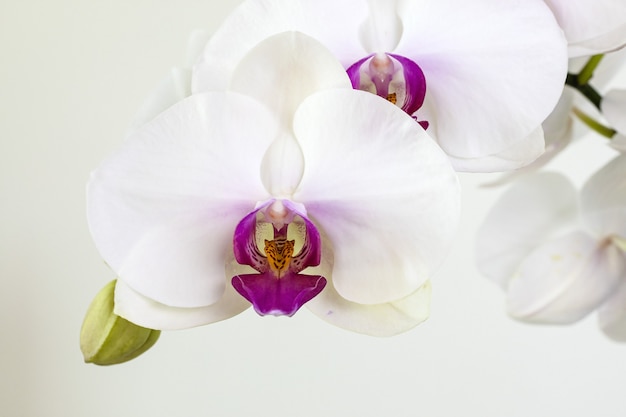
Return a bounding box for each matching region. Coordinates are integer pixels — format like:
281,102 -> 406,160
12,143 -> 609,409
80,0 -> 626,365
476,2 -> 626,341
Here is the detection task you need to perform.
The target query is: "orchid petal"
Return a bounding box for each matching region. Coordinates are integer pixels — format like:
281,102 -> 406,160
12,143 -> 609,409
230,31 -> 351,128
232,206 -> 269,273
87,93 -> 275,308
232,272 -> 326,317
507,231 -> 624,324
543,0 -> 626,56
601,89 -> 626,135
192,0 -> 368,92
259,133 -> 305,198
476,172 -> 578,289
309,280 -> 431,337
293,89 -> 460,304
359,0 -> 402,53
481,89 -> 577,185
543,87 -> 577,148
230,32 -> 357,196
592,48 -> 626,89
396,0 -> 567,159
114,278 -> 250,330
449,127 -> 545,173
581,154 -> 626,237
305,239 -> 431,336
482,126 -> 573,186
598,277 -> 626,342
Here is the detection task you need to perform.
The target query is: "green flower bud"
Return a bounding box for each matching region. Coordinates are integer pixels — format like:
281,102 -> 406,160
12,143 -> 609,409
80,280 -> 160,365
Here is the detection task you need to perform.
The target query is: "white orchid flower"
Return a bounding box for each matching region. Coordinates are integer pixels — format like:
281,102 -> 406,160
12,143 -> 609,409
543,0 -> 626,57
192,0 -> 568,173
476,155 -> 626,341
485,50 -> 626,186
87,33 -> 460,336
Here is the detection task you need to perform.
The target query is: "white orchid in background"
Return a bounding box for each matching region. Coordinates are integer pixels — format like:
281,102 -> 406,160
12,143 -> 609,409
476,155 -> 626,341
483,1 -> 626,186
543,0 -> 626,57
87,33 -> 460,337
484,52 -> 626,186
193,0 -> 568,172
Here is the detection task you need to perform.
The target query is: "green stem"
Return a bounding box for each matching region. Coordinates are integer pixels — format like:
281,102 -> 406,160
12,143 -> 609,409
572,107 -> 617,138
577,54 -> 605,85
565,73 -> 603,110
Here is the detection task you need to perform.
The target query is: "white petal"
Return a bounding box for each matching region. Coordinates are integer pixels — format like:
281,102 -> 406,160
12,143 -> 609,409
602,89 -> 626,135
293,90 -> 460,304
229,32 -> 355,196
397,0 -> 567,159
259,132 -> 305,198
507,231 -> 625,323
481,89 -> 577,185
305,238 -> 431,336
543,87 -> 577,148
114,279 -> 250,330
449,127 -> 545,173
88,93 -> 275,308
598,276 -> 626,342
192,0 -> 369,92
543,0 -> 626,56
483,126 -> 573,186
230,31 -> 351,128
581,154 -> 626,237
308,281 -> 431,336
476,172 -> 578,289
359,0 -> 403,52
592,47 -> 626,89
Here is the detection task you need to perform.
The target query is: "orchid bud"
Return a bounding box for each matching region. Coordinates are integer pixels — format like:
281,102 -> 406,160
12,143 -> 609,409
80,280 -> 160,365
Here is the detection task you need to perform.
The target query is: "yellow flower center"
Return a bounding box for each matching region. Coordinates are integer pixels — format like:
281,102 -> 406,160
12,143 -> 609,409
264,238 -> 295,277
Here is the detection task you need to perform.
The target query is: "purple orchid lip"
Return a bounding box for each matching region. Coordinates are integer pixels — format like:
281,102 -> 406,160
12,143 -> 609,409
231,200 -> 326,316
347,53 -> 428,129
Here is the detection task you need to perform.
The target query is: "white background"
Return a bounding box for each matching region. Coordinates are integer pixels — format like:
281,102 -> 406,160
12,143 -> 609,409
1,1 -> 625,416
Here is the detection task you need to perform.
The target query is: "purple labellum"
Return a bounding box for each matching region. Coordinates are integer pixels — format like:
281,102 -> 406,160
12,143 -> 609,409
231,200 -> 326,316
232,272 -> 326,317
347,53 -> 428,129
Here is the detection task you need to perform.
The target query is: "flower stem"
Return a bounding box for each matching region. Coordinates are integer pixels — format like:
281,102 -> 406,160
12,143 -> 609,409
565,73 -> 603,110
577,54 -> 604,85
564,55 -> 605,110
572,107 -> 617,138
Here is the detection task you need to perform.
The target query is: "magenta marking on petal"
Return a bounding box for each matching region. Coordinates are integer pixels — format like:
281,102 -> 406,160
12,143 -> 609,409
388,53 -> 426,116
282,200 -> 321,272
233,206 -> 268,273
346,55 -> 373,90
232,272 -> 327,317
